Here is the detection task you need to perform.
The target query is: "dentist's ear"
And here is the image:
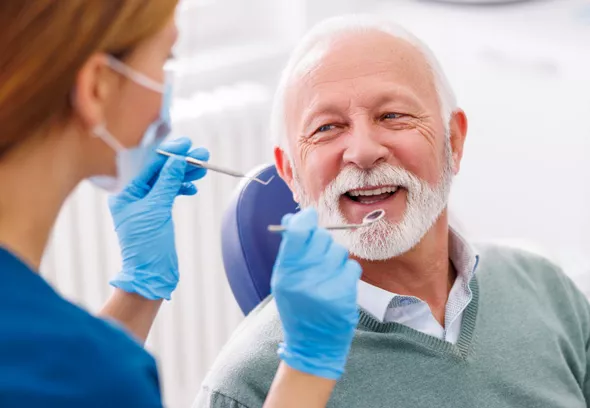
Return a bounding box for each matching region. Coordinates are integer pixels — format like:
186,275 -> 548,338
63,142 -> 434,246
274,146 -> 300,204
71,53 -> 117,131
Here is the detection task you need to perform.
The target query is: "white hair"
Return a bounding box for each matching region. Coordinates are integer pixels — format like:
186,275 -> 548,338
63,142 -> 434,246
270,14 -> 458,151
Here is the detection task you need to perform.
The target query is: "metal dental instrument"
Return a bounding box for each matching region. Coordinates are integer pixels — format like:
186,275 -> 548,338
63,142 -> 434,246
156,149 -> 275,186
267,209 -> 385,233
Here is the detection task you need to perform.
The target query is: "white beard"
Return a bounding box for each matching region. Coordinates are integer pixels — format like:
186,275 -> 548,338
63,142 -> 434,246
293,140 -> 454,261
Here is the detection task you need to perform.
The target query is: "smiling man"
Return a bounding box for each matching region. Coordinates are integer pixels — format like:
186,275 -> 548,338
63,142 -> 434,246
194,15 -> 590,408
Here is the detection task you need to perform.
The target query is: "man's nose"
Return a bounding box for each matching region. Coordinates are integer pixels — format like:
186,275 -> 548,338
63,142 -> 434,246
342,122 -> 390,169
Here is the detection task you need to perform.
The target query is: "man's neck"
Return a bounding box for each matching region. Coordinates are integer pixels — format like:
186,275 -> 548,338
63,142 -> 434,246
355,214 -> 454,325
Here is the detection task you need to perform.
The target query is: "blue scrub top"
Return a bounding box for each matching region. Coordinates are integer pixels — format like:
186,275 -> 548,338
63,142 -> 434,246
0,247 -> 163,407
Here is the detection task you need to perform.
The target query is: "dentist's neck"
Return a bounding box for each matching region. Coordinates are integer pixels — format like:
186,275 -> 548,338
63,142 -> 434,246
355,211 -> 454,326
0,130 -> 85,270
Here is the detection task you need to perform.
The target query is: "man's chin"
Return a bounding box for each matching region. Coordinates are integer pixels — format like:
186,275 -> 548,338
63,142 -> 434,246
339,220 -> 428,261
347,241 -> 414,261
315,208 -> 419,260
331,225 -> 395,261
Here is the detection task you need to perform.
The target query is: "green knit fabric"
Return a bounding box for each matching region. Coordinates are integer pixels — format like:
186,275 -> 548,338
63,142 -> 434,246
194,245 -> 590,408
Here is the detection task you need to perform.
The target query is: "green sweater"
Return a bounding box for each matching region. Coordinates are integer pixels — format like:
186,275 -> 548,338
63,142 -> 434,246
194,245 -> 590,408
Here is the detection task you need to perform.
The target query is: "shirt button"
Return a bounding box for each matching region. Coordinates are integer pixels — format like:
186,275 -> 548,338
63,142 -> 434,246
399,298 -> 412,306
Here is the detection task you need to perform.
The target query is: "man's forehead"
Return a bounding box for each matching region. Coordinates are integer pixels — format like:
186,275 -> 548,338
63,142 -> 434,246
286,31 -> 436,110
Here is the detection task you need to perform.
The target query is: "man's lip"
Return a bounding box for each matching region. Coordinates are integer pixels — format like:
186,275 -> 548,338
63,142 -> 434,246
343,189 -> 399,202
344,186 -> 401,199
345,185 -> 399,194
339,190 -> 402,223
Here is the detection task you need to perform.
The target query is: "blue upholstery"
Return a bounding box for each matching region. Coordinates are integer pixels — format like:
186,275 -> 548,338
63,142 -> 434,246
221,164 -> 299,315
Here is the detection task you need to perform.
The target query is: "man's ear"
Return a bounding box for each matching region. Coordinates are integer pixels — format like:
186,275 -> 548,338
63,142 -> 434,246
448,109 -> 468,175
274,146 -> 300,203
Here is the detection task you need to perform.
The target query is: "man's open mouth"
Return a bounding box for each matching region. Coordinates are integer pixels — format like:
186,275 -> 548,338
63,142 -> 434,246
343,186 -> 400,205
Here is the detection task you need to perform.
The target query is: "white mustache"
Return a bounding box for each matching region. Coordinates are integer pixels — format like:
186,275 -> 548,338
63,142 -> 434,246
324,163 -> 422,198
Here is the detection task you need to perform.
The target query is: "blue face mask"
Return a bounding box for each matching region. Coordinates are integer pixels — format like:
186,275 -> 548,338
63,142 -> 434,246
90,57 -> 173,193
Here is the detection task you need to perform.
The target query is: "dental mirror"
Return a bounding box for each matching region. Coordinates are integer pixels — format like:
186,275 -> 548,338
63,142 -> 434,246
268,209 -> 385,233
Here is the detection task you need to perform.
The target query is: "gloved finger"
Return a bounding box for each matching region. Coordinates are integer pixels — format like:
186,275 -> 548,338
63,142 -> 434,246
158,137 -> 193,154
281,213 -> 295,226
274,229 -> 331,289
285,207 -> 318,232
299,228 -> 332,262
325,241 -> 350,270
270,214 -> 294,270
178,182 -> 197,196
135,137 -> 192,190
184,147 -> 210,182
280,208 -> 319,255
344,259 -> 363,283
341,260 -> 362,305
147,156 -> 188,203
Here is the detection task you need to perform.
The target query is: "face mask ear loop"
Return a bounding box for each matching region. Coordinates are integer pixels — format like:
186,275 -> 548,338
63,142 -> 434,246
92,123 -> 126,152
106,56 -> 166,93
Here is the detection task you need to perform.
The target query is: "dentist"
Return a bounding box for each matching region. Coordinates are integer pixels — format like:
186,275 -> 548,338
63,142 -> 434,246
0,1 -> 360,407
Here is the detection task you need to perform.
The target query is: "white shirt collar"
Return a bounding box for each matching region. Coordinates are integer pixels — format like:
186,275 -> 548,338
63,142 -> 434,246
357,226 -> 479,322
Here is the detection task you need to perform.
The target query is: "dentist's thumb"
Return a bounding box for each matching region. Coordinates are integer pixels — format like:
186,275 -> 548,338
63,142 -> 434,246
147,156 -> 188,204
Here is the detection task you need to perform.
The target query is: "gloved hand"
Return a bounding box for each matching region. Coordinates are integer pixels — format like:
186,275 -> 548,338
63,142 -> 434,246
109,137 -> 209,300
271,207 -> 362,380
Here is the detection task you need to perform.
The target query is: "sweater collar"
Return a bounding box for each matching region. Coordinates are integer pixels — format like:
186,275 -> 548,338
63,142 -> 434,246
357,226 -> 479,322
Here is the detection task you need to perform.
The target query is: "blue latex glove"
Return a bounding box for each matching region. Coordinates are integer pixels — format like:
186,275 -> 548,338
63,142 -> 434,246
271,207 -> 362,380
109,137 -> 209,300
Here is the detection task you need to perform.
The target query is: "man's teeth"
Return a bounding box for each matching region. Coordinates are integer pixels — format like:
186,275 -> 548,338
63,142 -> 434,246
347,187 -> 398,197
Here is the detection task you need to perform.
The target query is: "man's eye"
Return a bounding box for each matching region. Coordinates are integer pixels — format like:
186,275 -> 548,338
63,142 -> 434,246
315,124 -> 335,134
381,113 -> 403,120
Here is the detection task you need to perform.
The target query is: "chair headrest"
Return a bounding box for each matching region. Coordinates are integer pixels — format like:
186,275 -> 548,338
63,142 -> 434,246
221,164 -> 298,315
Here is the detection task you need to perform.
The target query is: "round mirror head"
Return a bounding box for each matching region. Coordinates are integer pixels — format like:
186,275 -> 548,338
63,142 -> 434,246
362,209 -> 385,224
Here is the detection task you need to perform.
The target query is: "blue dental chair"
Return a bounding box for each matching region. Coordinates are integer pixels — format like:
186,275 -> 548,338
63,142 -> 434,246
221,164 -> 299,315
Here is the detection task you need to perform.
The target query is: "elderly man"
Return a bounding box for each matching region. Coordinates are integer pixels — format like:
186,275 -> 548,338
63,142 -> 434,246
195,15 -> 590,408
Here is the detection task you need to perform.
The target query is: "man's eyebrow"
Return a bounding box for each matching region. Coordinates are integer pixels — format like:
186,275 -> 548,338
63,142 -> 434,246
300,104 -> 344,133
299,87 -> 424,130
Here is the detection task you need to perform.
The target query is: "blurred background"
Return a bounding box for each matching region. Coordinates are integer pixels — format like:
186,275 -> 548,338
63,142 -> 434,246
40,0 -> 590,406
